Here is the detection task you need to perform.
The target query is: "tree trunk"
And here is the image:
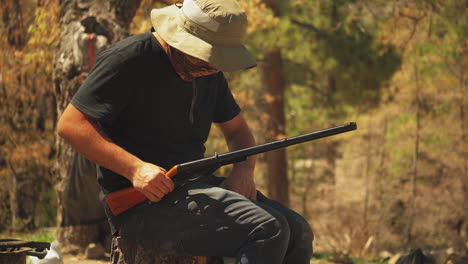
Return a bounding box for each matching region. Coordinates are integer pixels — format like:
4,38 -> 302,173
1,0 -> 27,49
262,49 -> 289,206
324,0 -> 339,210
406,65 -> 421,246
53,0 -> 141,254
262,0 -> 289,206
458,65 -> 467,240
301,160 -> 314,219
7,162 -> 19,231
363,120 -> 372,239
374,116 -> 387,245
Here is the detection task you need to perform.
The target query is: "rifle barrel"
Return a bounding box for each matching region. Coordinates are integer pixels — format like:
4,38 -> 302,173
178,122 -> 357,173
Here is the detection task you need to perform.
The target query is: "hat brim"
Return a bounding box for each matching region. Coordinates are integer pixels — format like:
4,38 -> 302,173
151,6 -> 256,72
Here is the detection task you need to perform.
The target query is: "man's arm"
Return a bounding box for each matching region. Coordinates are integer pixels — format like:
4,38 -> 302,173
57,104 -> 174,201
216,113 -> 257,200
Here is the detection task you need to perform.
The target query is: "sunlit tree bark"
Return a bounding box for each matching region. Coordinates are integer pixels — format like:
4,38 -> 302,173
53,0 -> 141,254
262,0 -> 289,206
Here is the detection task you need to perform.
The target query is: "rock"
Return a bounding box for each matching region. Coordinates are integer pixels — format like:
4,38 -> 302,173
388,253 -> 402,264
84,243 -> 105,259
223,257 -> 236,264
446,248 -> 455,256
28,240 -> 63,264
379,250 -> 393,259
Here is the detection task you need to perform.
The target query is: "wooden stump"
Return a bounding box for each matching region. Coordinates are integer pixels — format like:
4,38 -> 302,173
57,223 -> 101,254
110,237 -> 223,264
0,252 -> 26,264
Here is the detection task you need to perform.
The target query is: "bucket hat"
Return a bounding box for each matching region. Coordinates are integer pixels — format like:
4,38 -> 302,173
151,0 -> 256,72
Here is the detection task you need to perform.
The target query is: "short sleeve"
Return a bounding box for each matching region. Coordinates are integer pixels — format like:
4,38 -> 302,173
71,50 -> 132,125
212,72 -> 241,123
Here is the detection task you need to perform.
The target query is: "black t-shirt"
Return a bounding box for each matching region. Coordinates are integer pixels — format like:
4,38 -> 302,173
71,30 -> 240,194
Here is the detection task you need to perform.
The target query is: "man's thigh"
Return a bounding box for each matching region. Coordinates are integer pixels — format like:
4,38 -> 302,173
120,177 -> 280,257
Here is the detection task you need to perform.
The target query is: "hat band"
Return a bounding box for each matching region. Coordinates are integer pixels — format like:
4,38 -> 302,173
178,13 -> 244,47
182,0 -> 220,32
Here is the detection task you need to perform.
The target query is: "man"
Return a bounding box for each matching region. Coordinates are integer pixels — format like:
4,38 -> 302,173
57,0 -> 313,263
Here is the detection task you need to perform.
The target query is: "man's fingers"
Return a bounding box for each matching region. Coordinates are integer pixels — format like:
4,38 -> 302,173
144,185 -> 165,202
161,176 -> 175,192
244,187 -> 255,200
155,178 -> 173,194
147,173 -> 174,196
148,171 -> 174,190
144,191 -> 162,202
240,184 -> 256,200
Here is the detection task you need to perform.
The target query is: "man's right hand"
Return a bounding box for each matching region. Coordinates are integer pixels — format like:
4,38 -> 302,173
132,162 -> 175,202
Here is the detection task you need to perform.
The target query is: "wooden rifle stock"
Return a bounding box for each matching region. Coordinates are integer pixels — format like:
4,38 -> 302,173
105,166 -> 178,216
105,122 -> 357,216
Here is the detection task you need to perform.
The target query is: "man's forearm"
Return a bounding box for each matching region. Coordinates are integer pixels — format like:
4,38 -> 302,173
227,128 -> 256,173
219,114 -> 257,175
57,104 -> 143,182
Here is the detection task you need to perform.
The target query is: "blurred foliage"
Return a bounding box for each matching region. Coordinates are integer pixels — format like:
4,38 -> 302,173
1,228 -> 56,243
0,0 -> 59,231
0,0 -> 467,257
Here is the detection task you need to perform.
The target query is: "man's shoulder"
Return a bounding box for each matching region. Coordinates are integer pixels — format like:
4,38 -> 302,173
105,31 -> 161,62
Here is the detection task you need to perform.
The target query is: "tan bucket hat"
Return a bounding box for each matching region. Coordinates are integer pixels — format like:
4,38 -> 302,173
151,0 -> 256,72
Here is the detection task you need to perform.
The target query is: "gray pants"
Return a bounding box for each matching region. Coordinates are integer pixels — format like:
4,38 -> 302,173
120,175 -> 313,264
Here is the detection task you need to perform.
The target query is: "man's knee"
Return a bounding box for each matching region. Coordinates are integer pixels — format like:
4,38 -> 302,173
290,214 -> 314,253
248,208 -> 291,250
297,215 -> 313,240
302,219 -> 314,252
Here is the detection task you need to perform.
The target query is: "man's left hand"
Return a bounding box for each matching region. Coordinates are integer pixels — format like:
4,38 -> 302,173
220,166 -> 257,200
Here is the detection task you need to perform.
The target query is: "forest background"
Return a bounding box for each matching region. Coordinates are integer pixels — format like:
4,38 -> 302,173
0,0 -> 466,260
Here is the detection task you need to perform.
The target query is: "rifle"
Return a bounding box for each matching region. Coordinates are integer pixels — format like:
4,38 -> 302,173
105,122 -> 357,216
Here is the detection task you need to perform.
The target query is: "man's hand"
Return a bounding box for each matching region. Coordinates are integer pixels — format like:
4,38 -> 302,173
132,162 -> 175,202
220,164 -> 257,200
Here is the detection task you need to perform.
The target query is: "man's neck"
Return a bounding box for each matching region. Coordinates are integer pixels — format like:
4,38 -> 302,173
152,32 -> 170,55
